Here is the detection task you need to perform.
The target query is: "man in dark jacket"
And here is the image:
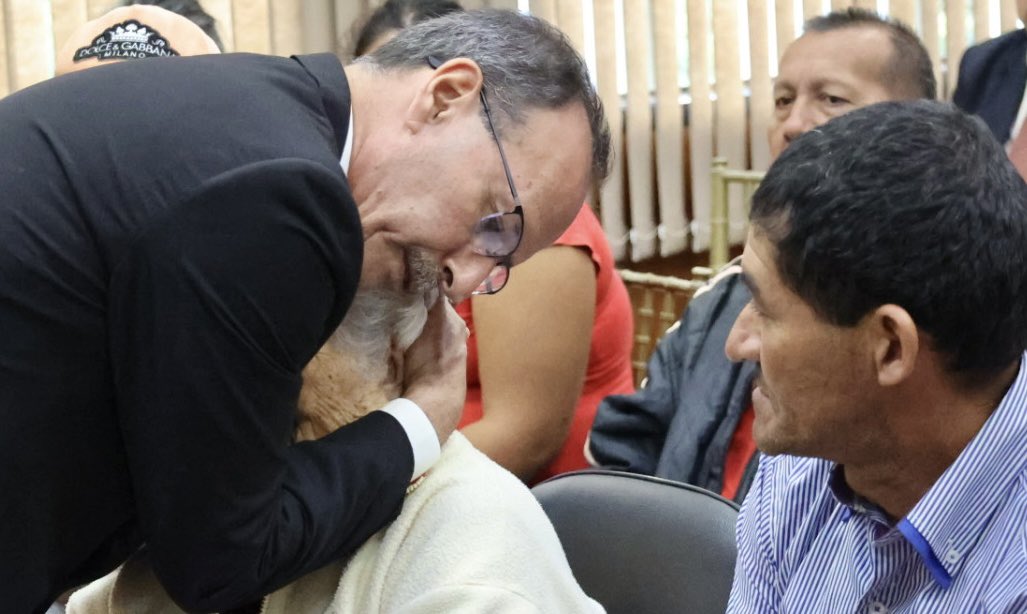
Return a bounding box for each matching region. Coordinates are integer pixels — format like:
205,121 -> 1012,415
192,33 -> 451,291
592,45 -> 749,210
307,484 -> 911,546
589,8 -> 933,503
952,0 -> 1027,144
0,10 -> 609,613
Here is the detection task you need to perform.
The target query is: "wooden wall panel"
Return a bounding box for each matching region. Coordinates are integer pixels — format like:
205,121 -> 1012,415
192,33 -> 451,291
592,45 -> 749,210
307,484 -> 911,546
556,0 -> 585,54
713,0 -> 746,243
7,0 -> 53,90
50,0 -> 88,61
0,0 -> 10,97
231,0 -> 271,53
593,0 -> 627,260
890,0 -> 916,30
86,0 -> 117,19
1000,0 -> 1017,32
748,0 -> 772,171
687,0 -> 713,251
775,0 -> 795,59
947,0 -> 969,100
623,0 -> 656,260
973,0 -> 991,43
922,0 -> 942,99
530,0 -> 557,25
202,0 -> 235,51
333,0 -> 368,56
802,0 -> 822,21
653,0 -> 687,256
270,0 -> 303,56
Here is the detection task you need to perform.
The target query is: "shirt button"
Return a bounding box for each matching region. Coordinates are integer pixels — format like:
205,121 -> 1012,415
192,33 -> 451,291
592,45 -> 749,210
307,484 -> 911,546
868,601 -> 889,614
945,548 -> 961,564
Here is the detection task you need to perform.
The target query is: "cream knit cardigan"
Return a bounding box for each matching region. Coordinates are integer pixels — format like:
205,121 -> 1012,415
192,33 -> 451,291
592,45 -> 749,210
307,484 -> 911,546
68,432 -> 604,614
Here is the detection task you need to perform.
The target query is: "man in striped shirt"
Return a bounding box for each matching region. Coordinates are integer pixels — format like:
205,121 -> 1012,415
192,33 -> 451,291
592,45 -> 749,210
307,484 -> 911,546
589,8 -> 936,504
725,100 -> 1027,613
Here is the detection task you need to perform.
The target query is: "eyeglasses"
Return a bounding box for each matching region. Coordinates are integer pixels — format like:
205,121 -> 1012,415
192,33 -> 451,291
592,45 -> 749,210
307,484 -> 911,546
427,56 -> 524,295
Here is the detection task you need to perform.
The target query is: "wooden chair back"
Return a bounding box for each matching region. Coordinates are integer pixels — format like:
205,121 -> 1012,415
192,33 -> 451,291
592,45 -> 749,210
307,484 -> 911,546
618,269 -> 704,387
710,157 -> 764,269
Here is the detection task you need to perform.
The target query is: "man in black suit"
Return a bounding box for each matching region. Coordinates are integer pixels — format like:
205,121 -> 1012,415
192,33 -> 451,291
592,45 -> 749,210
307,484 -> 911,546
0,9 -> 609,613
953,0 -> 1027,143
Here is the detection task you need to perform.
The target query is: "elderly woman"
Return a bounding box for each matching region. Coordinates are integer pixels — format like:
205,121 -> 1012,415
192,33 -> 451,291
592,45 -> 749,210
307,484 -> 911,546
68,287 -> 603,612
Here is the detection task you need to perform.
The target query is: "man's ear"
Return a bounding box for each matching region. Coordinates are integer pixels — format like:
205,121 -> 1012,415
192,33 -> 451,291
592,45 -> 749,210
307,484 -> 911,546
868,304 -> 919,387
405,57 -> 483,130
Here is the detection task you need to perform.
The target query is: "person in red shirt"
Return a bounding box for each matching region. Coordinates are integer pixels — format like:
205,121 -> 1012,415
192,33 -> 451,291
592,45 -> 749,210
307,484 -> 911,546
457,204 -> 634,483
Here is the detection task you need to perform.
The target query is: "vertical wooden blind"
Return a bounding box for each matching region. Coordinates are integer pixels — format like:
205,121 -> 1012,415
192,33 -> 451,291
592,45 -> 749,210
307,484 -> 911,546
530,0 -> 1019,261
0,0 -> 1019,261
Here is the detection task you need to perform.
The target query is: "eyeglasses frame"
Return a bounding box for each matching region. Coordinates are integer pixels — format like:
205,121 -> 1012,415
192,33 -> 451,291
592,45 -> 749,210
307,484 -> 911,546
426,55 -> 524,295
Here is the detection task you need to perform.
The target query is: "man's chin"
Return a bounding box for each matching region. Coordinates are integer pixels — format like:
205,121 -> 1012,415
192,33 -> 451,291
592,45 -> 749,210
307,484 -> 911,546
750,395 -> 790,456
751,423 -> 788,457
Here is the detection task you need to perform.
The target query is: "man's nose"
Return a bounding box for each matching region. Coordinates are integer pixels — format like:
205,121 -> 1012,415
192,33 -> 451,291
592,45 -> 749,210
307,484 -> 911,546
725,302 -> 760,363
441,251 -> 498,303
781,101 -> 817,146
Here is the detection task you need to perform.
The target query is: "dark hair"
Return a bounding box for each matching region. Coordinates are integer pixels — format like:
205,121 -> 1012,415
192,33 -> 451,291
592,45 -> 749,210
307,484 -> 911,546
124,0 -> 223,51
353,0 -> 464,58
358,10 -> 611,184
751,100 -> 1027,377
805,8 -> 935,100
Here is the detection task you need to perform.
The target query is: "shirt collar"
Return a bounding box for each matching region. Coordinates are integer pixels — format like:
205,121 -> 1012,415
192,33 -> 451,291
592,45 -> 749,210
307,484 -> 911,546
903,353 -> 1027,584
340,109 -> 354,174
828,353 -> 1027,588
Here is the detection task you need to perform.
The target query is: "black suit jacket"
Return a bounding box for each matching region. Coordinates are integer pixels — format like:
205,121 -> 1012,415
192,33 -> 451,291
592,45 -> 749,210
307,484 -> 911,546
953,29 -> 1027,142
0,53 -> 411,613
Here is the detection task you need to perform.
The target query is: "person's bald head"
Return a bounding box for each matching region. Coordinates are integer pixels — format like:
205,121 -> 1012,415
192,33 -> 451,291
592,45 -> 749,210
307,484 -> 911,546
56,4 -> 219,76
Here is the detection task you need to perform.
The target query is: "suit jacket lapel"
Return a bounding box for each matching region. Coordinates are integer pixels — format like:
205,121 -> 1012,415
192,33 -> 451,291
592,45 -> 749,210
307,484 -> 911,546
980,34 -> 1027,142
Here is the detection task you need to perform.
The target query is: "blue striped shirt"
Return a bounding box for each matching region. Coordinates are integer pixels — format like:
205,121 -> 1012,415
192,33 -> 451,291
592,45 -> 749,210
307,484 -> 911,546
727,354 -> 1027,613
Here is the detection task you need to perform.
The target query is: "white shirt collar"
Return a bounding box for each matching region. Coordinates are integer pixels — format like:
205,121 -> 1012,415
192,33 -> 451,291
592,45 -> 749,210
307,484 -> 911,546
1007,43 -> 1027,148
340,109 -> 354,173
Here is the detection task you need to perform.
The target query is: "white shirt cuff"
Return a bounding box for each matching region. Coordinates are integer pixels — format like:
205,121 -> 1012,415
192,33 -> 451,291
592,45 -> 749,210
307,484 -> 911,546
379,398 -> 441,480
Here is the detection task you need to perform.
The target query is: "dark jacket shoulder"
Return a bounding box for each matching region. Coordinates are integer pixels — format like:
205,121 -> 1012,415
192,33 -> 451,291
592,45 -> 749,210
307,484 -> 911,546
589,264 -> 759,501
953,29 -> 1027,142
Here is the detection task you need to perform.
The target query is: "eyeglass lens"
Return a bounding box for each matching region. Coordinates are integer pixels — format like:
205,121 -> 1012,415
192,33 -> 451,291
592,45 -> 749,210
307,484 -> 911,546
472,263 -> 510,296
472,211 -> 523,258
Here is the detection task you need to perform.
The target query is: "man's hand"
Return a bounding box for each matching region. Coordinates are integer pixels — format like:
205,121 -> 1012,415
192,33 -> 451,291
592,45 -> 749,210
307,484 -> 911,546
402,299 -> 468,444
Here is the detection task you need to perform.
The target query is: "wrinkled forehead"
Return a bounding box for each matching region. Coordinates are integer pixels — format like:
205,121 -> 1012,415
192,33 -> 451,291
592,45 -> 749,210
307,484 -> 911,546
776,27 -> 894,91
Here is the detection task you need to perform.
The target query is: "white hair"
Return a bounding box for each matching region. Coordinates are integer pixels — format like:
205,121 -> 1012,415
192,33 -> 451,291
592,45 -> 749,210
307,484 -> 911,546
326,286 -> 436,385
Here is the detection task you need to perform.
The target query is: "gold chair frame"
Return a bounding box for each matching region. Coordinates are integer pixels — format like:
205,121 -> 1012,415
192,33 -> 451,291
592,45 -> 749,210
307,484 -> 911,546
618,269 -> 704,387
709,157 -> 764,270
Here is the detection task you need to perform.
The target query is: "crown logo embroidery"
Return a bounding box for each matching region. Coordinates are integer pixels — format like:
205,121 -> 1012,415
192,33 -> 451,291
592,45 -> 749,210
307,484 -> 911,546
72,19 -> 179,64
108,23 -> 153,44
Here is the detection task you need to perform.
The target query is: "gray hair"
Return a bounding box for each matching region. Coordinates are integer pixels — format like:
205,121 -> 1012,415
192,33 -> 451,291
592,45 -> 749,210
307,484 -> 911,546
356,9 -> 611,183
327,288 -> 431,385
